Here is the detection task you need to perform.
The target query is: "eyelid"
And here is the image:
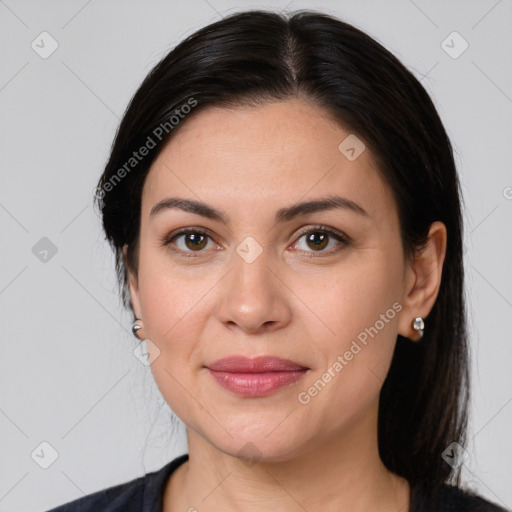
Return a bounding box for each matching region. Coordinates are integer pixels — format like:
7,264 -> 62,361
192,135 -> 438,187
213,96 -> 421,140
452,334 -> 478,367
292,224 -> 351,243
162,226 -> 216,242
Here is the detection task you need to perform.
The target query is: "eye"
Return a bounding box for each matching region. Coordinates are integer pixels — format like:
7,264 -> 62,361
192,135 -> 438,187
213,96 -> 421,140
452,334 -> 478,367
162,228 -> 219,256
290,226 -> 349,255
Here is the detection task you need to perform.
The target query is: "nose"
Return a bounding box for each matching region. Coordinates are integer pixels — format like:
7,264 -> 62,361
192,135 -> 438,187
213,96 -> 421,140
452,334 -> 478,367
214,245 -> 292,335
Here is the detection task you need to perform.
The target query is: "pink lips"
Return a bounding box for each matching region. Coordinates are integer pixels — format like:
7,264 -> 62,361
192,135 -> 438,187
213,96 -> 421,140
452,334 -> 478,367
206,356 -> 308,397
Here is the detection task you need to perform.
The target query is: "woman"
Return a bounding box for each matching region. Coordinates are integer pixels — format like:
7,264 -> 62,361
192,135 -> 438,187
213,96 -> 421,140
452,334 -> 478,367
46,9 -> 509,512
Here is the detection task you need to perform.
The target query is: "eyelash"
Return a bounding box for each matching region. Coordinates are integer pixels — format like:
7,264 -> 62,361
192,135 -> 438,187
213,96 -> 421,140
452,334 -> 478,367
160,225 -> 350,259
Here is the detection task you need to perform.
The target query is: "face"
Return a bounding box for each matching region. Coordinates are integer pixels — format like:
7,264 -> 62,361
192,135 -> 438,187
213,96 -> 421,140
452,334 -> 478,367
127,98 -> 411,462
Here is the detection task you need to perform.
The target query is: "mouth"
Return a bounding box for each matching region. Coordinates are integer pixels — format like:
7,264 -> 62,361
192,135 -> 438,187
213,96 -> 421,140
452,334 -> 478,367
205,355 -> 309,397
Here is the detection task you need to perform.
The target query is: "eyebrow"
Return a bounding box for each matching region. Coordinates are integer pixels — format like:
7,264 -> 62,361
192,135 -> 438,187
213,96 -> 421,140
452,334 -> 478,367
149,195 -> 369,223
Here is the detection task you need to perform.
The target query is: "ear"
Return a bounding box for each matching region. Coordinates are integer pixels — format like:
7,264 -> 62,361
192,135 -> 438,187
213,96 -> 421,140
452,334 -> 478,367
397,221 -> 447,342
123,244 -> 142,319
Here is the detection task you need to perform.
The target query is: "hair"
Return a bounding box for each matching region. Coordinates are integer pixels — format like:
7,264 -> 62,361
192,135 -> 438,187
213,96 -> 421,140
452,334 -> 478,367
94,8 -> 469,497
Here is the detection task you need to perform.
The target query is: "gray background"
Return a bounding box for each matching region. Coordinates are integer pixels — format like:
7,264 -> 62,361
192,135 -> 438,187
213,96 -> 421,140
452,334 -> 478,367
1,1 -> 511,510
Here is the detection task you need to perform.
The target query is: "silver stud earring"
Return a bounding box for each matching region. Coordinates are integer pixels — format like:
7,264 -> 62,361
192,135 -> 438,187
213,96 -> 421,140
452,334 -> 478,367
412,316 -> 424,339
132,317 -> 143,339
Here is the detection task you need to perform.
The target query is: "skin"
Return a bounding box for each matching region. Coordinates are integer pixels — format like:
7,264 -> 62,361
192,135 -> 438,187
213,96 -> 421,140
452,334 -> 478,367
125,97 -> 447,512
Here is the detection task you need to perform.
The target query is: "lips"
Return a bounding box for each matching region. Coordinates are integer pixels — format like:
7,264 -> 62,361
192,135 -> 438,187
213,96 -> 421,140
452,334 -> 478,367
206,356 -> 308,397
207,355 -> 307,372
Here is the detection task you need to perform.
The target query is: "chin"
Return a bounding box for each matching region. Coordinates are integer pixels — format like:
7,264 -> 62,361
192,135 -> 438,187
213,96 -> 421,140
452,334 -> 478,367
204,423 -> 313,464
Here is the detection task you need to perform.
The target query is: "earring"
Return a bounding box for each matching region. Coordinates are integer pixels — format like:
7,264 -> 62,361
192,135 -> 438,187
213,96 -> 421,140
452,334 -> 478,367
132,317 -> 143,339
412,316 -> 424,339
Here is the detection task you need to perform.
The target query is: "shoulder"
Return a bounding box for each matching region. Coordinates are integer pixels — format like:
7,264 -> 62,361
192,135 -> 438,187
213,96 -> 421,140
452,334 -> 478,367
412,481 -> 510,512
44,477 -> 143,512
438,484 -> 510,512
44,454 -> 189,512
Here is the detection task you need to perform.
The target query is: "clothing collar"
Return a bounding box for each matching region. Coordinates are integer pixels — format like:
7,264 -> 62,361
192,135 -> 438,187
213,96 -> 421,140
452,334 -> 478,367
142,453 -> 189,511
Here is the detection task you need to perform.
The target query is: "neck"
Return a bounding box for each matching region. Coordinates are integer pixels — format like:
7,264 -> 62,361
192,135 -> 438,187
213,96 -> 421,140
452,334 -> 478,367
163,403 -> 410,512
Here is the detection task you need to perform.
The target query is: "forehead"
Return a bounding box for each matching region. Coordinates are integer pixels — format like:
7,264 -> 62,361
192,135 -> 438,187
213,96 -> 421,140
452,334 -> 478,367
142,98 -> 397,225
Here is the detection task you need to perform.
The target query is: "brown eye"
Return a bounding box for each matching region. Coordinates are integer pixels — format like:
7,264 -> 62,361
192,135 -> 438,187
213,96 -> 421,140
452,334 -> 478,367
305,232 -> 329,251
183,232 -> 208,251
291,227 -> 349,255
165,230 -> 215,254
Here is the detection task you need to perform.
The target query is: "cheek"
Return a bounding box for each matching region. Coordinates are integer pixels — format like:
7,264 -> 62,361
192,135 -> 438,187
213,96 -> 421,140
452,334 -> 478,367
303,253 -> 402,349
135,249 -> 221,414
137,243 -> 212,340
297,253 -> 402,408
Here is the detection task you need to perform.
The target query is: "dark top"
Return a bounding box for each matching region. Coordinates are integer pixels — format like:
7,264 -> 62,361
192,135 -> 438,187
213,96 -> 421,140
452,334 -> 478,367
44,453 -> 510,512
